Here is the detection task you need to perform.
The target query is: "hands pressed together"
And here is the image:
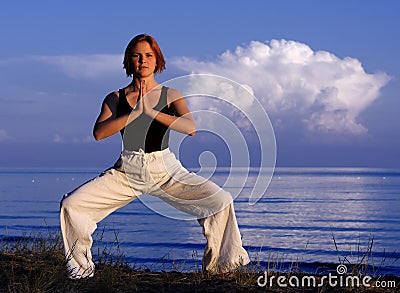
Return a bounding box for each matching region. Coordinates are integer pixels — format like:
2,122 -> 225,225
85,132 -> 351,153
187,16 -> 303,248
94,78 -> 196,140
134,80 -> 157,119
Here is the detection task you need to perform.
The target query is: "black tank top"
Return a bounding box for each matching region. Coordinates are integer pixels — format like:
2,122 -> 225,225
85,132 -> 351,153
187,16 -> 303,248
117,86 -> 174,152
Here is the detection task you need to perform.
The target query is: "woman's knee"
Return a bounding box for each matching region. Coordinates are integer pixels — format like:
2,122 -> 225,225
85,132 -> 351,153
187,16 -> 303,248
60,192 -> 79,211
204,189 -> 233,216
217,189 -> 233,205
60,193 -> 70,211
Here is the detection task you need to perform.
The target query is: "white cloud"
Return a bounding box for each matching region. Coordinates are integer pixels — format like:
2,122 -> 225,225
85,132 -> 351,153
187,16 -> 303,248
34,54 -> 123,78
52,133 -> 63,143
53,133 -> 95,144
171,39 -> 391,135
0,129 -> 9,141
72,135 -> 94,144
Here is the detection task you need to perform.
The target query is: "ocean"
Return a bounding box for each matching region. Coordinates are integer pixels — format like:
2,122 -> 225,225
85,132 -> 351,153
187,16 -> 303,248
1,167 -> 399,276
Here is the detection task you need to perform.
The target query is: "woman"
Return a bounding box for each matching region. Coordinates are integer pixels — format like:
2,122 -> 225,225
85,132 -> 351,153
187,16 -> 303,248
60,34 -> 250,279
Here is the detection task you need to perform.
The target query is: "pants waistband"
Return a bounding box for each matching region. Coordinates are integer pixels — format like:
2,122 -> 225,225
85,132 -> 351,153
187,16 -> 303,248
122,147 -> 171,158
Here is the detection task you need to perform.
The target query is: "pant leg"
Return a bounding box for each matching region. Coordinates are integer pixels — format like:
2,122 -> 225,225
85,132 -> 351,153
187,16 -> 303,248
60,168 -> 140,279
148,152 -> 250,273
198,203 -> 250,273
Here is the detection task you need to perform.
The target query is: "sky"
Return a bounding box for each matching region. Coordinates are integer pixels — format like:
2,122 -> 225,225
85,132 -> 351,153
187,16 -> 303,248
0,0 -> 399,169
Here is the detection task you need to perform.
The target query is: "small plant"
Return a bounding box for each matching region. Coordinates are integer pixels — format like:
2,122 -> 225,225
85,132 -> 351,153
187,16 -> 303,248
331,230 -> 399,277
0,228 -> 398,292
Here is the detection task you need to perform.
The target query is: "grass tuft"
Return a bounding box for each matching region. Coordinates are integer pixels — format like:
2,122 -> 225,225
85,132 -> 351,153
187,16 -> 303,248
1,231 -> 399,292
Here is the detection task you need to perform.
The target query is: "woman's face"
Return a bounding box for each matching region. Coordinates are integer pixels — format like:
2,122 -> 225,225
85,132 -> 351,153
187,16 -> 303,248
131,41 -> 157,78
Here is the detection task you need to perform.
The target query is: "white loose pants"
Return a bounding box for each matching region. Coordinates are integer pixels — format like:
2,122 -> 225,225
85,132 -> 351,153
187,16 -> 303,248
60,148 -> 249,278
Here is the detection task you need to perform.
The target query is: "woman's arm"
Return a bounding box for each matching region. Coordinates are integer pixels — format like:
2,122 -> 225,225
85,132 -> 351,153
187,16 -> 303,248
93,92 -> 142,140
144,88 -> 196,136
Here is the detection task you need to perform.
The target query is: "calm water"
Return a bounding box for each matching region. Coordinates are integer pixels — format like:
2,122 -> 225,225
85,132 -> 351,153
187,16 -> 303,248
0,167 -> 399,276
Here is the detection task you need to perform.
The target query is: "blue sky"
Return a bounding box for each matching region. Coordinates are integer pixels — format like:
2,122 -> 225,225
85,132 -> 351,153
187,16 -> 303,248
0,0 -> 399,168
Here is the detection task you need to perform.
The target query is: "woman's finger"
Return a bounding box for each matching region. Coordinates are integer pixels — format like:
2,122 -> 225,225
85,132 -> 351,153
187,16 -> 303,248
140,80 -> 146,98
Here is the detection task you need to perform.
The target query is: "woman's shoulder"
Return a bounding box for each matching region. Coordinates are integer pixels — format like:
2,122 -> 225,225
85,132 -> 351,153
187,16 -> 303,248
165,87 -> 184,102
105,85 -> 132,99
102,91 -> 120,108
104,91 -> 119,99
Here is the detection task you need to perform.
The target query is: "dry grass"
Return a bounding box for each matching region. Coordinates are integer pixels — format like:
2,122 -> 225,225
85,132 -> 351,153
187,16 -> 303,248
0,232 -> 399,292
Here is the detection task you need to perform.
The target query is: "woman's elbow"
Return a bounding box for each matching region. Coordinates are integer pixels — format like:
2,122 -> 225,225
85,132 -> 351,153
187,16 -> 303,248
188,124 -> 196,136
93,128 -> 104,141
93,133 -> 101,141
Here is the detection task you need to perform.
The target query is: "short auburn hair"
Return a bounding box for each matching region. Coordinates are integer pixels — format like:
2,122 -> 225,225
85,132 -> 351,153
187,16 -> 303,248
123,34 -> 166,77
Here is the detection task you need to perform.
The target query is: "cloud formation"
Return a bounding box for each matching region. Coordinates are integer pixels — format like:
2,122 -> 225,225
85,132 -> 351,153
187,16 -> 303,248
0,129 -> 9,141
34,54 -> 123,78
171,39 -> 391,135
52,133 -> 63,143
52,133 -> 95,144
